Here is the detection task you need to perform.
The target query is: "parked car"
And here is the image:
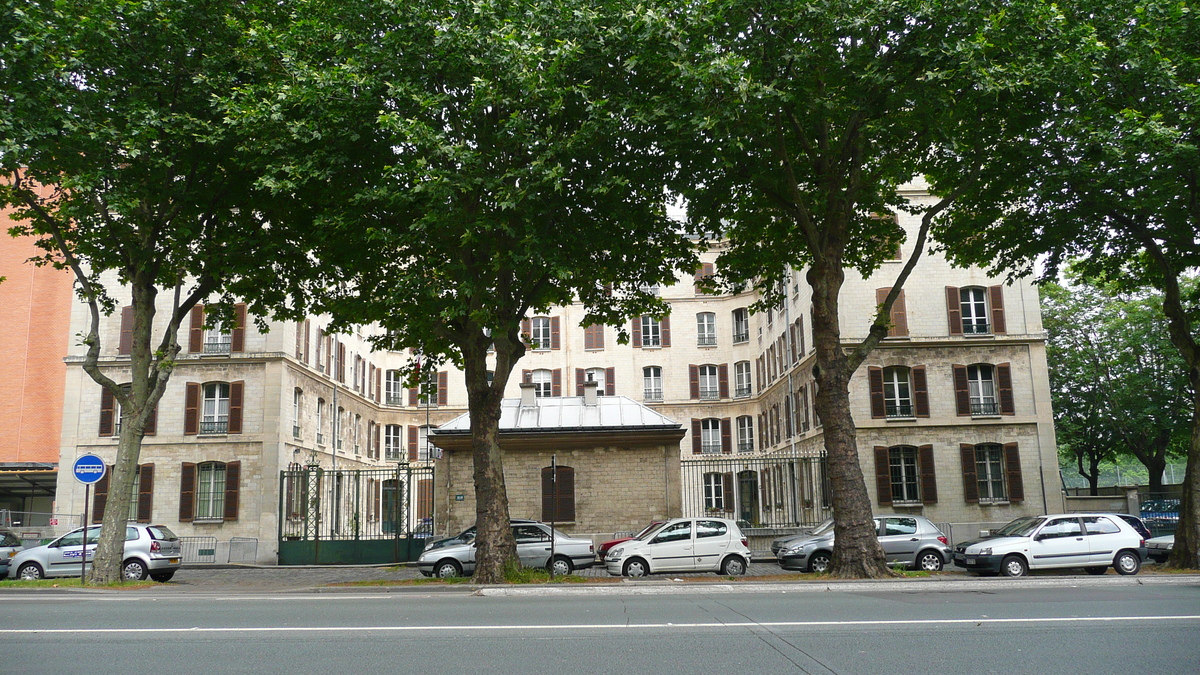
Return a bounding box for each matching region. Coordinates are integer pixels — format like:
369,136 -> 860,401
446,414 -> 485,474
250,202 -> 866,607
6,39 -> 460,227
7,524 -> 182,582
1,529 -> 25,578
771,519 -> 833,558
596,521 -> 666,561
952,514 -> 1146,577
1115,514 -> 1153,540
776,515 -> 951,573
417,521 -> 594,578
1146,534 -> 1175,563
422,518 -> 539,554
604,517 -> 752,577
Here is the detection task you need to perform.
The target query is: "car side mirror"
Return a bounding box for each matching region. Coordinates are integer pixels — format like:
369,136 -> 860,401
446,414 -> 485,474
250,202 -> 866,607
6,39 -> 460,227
980,530 -> 992,538
1034,533 -> 1048,542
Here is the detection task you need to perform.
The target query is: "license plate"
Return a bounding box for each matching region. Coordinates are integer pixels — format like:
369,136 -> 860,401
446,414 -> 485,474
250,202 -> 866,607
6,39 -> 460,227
169,558 -> 180,564
966,558 -> 975,564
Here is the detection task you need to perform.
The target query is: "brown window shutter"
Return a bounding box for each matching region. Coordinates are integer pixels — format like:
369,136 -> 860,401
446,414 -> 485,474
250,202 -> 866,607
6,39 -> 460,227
891,290 -> 908,337
559,466 -> 576,521
550,317 -> 560,349
918,445 -> 938,504
997,363 -> 1015,414
989,285 -> 1007,334
144,402 -> 158,436
136,463 -> 154,522
960,445 -> 979,503
303,320 -> 311,363
92,465 -> 111,523
119,306 -> 134,355
720,417 -> 732,454
184,383 -> 200,435
337,344 -> 345,383
551,369 -> 562,396
223,461 -> 240,520
789,324 -> 798,362
660,315 -> 671,347
99,387 -> 115,436
876,287 -> 890,332
688,365 -> 700,399
691,419 -> 701,454
605,367 -> 615,395
583,325 -> 594,350
912,366 -> 929,417
631,317 -> 641,348
945,287 -> 962,335
722,473 -> 734,508
324,334 -> 331,374
756,358 -> 764,394
189,305 -> 204,353
231,303 -> 246,352
408,425 -> 419,461
953,365 -> 970,416
179,462 -> 196,521
227,381 -> 244,434
718,364 -> 729,398
374,425 -> 381,460
417,478 -> 433,520
576,368 -> 586,395
784,396 -> 793,437
874,446 -> 892,506
521,319 -> 531,346
868,366 -> 885,419
1004,443 -> 1024,502
541,467 -> 556,521
375,368 -> 382,403
409,387 -> 419,406
437,371 -> 448,406
296,321 -> 304,359
593,325 -> 604,349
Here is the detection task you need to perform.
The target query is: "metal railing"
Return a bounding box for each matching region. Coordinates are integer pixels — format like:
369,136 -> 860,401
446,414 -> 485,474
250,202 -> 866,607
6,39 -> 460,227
203,340 -> 232,354
697,335 -> 717,347
316,432 -> 325,445
280,465 -> 435,541
681,450 -> 831,529
733,331 -> 750,344
886,403 -> 914,418
643,388 -> 663,402
699,387 -> 720,400
963,322 -> 991,335
970,401 -> 999,415
386,394 -> 403,406
229,537 -> 259,563
200,419 -> 228,434
180,536 -> 218,563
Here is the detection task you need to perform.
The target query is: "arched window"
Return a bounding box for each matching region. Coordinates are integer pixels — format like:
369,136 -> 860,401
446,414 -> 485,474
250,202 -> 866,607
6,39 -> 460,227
531,369 -> 553,397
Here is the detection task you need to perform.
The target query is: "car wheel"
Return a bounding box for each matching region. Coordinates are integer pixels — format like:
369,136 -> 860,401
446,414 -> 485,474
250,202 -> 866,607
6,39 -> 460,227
623,558 -> 648,578
808,552 -> 832,574
1000,555 -> 1028,577
435,560 -> 462,579
17,562 -> 44,581
1085,566 -> 1108,575
720,556 -> 747,576
150,571 -> 176,582
917,551 -> 944,572
548,556 -> 573,576
1115,550 -> 1141,575
122,559 -> 148,581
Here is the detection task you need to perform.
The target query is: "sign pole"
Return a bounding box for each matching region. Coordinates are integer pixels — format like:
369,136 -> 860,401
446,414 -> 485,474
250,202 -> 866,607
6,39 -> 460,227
71,453 -> 106,585
81,484 -> 90,585
549,454 -> 557,579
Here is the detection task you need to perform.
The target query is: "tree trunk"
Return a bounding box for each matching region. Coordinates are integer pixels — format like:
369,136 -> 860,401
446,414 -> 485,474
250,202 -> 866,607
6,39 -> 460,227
461,330 -> 518,583
807,263 -> 891,579
1168,370 -> 1200,569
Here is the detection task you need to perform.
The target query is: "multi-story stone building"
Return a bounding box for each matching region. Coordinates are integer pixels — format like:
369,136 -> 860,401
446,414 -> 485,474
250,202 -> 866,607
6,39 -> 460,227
50,184 -> 1062,562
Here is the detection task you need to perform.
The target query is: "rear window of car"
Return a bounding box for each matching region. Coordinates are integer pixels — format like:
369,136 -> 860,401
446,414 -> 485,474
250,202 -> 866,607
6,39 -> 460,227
1083,516 -> 1121,535
1,532 -> 21,546
148,526 -> 178,541
696,520 -> 728,539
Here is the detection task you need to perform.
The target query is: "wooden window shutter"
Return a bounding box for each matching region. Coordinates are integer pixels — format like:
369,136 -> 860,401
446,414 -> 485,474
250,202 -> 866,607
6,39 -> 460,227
945,287 -> 962,335
179,462 -> 196,521
437,371 -> 448,406
231,303 -> 247,352
989,285 -> 1007,334
631,317 -> 641,348
223,461 -> 240,520
144,402 -> 157,436
583,325 -> 595,350
918,445 -> 938,504
136,463 -> 154,522
891,290 -> 908,337
874,446 -> 892,506
720,417 -> 732,454
375,368 -> 382,403
868,366 -> 886,419
541,466 -> 575,522
660,315 -> 671,346
575,368 -> 586,395
119,306 -> 134,355
188,306 -> 204,353
228,381 -> 244,434
797,316 -> 805,355
99,387 -> 115,436
789,324 -> 798,362
997,363 -> 1015,414
296,321 -> 304,359
605,367 -> 615,395
723,473 -> 734,508
521,319 -> 531,343
691,419 -> 701,454
408,425 -> 419,461
688,365 -> 700,399
912,366 -> 930,417
952,365 -> 970,416
756,357 -> 764,394
337,343 -> 345,382
1004,443 -> 1024,503
417,479 -> 433,520
374,424 -> 381,460
960,445 -> 979,503
784,396 -> 793,437
718,363 -> 729,398
593,324 -> 604,349
550,317 -> 561,349
303,320 -> 311,363
551,369 -> 562,396
409,386 -> 419,406
184,383 -> 200,435
92,465 -> 111,523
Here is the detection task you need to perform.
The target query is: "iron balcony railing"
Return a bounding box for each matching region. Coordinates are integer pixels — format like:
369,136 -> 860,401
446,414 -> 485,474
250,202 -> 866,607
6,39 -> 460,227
699,387 -> 720,400
971,400 -> 1000,415
735,385 -> 752,398
385,394 -> 403,406
737,441 -> 754,453
733,330 -> 750,344
203,340 -> 231,354
886,403 -> 914,418
697,335 -> 717,347
700,442 -> 722,454
200,420 -> 228,434
963,322 -> 991,335
644,388 -> 663,402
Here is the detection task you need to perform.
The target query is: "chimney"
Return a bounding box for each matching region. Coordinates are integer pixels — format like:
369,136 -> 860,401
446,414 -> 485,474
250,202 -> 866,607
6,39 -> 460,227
519,382 -> 537,407
583,379 -> 599,406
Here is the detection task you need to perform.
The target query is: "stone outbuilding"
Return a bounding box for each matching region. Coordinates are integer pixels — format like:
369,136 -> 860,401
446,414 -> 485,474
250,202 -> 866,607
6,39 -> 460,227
430,381 -> 685,541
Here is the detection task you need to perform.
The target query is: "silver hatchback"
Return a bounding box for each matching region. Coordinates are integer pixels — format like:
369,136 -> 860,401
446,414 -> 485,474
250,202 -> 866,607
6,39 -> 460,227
418,521 -> 595,578
776,515 -> 952,573
7,524 -> 182,582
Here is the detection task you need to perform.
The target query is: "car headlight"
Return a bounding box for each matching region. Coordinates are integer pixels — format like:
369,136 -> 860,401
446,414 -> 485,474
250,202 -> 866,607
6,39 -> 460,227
785,544 -> 808,555
973,547 -> 992,556
609,547 -> 623,559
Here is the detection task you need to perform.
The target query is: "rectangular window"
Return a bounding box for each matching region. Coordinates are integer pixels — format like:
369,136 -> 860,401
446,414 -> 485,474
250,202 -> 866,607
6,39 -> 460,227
889,446 -> 920,503
204,323 -> 232,354
968,364 -> 998,415
697,313 -> 716,347
643,366 -> 663,401
960,287 -> 990,334
976,444 -> 1007,501
703,473 -> 725,510
418,426 -> 432,462
196,463 -> 226,520
292,389 -> 301,438
736,416 -> 754,453
698,365 -> 719,400
584,368 -> 607,395
531,317 -> 552,350
883,367 -> 913,418
532,370 -> 553,398
385,370 -> 403,405
641,316 -> 662,347
700,418 -> 722,454
385,425 -> 402,461
734,361 -> 752,398
201,383 -> 230,434
732,308 -> 749,344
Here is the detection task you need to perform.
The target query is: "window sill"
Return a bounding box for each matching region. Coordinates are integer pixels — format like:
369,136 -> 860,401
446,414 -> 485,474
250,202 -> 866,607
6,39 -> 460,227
891,501 -> 923,509
197,433 -> 229,438
885,416 -> 917,422
640,345 -> 663,350
193,518 -> 225,524
971,414 -> 1003,420
977,500 -> 1011,506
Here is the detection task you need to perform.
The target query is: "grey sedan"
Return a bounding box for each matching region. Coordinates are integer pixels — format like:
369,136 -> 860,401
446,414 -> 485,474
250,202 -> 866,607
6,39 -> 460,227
1,529 -> 24,578
777,515 -> 952,573
418,522 -> 595,578
7,524 -> 182,582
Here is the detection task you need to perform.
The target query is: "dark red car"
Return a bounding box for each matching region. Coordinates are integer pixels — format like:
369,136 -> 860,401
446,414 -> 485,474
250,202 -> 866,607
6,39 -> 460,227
596,521 -> 666,560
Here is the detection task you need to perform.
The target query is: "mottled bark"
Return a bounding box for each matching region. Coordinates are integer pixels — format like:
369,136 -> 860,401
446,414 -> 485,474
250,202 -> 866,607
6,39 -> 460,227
1168,375 -> 1200,569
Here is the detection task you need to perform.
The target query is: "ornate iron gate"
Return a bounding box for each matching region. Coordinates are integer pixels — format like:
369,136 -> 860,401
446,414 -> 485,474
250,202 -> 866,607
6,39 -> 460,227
278,464 -> 434,565
681,451 -> 831,529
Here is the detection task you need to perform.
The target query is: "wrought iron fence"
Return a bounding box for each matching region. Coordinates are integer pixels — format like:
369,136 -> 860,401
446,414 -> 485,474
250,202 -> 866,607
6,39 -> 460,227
681,451 -> 831,529
279,464 -> 434,541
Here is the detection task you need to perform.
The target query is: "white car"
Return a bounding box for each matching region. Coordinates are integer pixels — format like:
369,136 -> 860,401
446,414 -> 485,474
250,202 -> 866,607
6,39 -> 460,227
1146,534 -> 1175,563
952,513 -> 1146,577
605,517 -> 752,577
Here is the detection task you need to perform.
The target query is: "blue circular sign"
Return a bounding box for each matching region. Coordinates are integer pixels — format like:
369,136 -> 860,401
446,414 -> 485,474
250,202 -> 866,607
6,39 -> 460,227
73,454 -> 107,485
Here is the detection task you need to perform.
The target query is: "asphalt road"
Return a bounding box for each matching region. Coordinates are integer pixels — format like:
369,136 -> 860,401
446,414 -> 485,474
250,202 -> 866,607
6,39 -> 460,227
2,575 -> 1198,674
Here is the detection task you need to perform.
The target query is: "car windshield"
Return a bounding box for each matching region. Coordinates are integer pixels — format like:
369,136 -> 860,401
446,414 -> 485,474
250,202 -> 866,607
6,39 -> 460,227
993,516 -> 1045,537
637,522 -> 669,541
148,526 -> 178,541
810,519 -> 834,536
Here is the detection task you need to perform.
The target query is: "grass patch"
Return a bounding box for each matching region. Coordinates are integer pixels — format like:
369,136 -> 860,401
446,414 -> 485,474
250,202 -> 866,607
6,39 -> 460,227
0,578 -> 158,590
